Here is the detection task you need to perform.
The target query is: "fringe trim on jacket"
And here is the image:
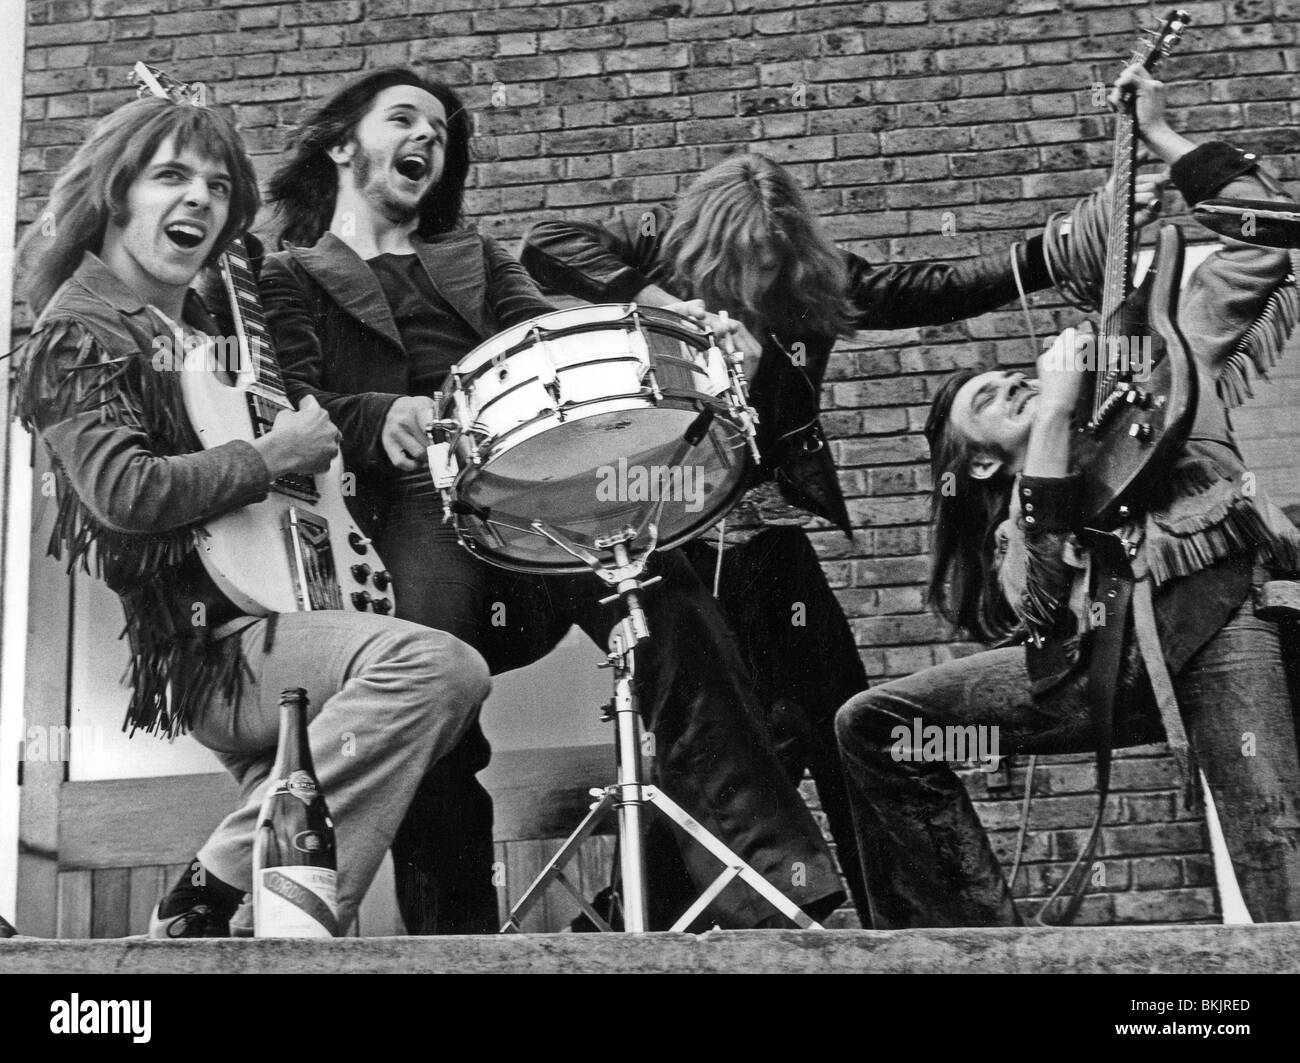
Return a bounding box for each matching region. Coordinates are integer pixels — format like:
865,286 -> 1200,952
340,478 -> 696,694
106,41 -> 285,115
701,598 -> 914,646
14,314 -> 246,737
1217,250 -> 1300,409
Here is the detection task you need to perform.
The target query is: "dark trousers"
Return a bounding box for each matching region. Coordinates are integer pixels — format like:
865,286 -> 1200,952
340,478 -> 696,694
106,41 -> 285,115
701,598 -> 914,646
378,490 -> 844,933
835,592 -> 1300,927
680,528 -> 870,922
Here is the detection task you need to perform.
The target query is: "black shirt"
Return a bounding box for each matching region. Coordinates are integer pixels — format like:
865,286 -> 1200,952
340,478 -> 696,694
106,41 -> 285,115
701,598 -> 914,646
366,251 -> 479,396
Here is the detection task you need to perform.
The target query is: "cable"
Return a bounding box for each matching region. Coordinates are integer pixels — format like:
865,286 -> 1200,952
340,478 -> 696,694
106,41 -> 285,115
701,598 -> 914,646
1005,754 -> 1037,895
1042,187 -> 1109,314
712,518 -> 726,598
1010,240 -> 1039,358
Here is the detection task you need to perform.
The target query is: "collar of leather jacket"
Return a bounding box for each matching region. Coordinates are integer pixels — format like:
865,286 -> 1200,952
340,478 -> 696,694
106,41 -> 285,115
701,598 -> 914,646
286,230 -> 491,348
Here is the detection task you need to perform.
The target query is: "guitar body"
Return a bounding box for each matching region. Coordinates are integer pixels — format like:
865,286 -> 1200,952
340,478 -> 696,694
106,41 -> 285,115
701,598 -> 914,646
133,60 -> 394,618
1075,224 -> 1199,526
179,355 -> 392,616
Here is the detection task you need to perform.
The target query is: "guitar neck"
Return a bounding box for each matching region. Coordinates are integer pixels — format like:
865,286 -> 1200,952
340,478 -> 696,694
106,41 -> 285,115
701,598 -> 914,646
1094,105 -> 1139,419
219,237 -> 289,411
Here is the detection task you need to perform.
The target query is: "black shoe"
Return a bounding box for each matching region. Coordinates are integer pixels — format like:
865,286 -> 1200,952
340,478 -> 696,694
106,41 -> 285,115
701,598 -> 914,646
148,902 -> 230,939
149,858 -> 241,938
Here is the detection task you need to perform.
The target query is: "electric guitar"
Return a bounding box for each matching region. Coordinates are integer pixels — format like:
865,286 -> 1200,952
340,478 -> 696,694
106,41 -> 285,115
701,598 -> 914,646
132,62 -> 393,615
1073,10 -> 1196,526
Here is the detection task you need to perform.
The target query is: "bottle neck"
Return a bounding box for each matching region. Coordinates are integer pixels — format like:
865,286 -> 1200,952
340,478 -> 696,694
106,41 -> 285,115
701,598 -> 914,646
272,699 -> 314,780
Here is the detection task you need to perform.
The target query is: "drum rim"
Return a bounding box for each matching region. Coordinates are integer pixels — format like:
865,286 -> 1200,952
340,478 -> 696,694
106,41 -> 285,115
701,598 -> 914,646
449,458 -> 754,575
452,301 -> 709,376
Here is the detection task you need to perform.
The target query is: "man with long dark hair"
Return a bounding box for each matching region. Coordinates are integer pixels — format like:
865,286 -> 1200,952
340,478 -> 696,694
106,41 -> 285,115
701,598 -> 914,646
835,67 -> 1300,926
13,96 -> 491,937
259,67 -> 846,933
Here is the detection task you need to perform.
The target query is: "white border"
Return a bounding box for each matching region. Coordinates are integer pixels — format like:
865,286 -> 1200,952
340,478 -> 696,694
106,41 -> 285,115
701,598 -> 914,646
0,3 -> 30,924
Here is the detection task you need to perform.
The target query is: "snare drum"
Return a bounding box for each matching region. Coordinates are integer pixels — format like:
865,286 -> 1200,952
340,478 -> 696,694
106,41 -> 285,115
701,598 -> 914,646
434,303 -> 755,573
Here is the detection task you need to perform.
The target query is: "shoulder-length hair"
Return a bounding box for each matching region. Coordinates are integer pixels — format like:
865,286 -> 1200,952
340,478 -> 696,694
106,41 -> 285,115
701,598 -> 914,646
924,369 -> 1019,643
19,97 -> 259,314
661,153 -> 854,338
266,67 -> 471,249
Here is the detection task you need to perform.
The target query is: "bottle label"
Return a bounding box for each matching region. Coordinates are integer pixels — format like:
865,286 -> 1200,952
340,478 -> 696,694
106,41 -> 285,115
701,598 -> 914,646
286,770 -> 319,805
293,830 -> 327,855
255,866 -> 338,938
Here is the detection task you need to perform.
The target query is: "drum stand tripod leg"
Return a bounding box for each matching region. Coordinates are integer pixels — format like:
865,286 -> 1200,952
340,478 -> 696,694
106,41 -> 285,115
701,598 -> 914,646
500,790 -> 619,933
644,786 -> 820,931
500,533 -> 823,933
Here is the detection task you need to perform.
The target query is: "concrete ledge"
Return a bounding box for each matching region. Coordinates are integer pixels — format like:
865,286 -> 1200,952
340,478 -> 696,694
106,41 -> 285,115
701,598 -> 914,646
3,924 -> 1300,974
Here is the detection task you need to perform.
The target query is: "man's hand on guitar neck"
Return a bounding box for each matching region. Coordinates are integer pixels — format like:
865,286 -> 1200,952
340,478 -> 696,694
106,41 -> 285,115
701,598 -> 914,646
252,394 -> 341,478
1110,62 -> 1196,167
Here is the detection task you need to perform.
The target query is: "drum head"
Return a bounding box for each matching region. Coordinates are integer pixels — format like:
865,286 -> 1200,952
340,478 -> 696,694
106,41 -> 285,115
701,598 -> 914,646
454,401 -> 750,573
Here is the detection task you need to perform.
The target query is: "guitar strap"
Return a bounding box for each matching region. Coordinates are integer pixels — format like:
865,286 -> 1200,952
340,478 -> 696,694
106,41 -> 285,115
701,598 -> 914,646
1132,577 -> 1198,808
1040,538 -> 1200,923
1037,536 -> 1131,924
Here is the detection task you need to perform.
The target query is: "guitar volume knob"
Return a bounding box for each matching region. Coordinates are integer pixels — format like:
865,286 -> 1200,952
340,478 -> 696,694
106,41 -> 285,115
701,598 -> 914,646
351,590 -> 373,610
372,569 -> 391,591
372,597 -> 392,615
351,563 -> 372,583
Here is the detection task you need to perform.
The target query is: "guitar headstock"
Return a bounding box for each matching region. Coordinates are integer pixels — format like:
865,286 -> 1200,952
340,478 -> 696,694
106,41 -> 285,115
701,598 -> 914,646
1129,9 -> 1191,78
131,62 -> 207,107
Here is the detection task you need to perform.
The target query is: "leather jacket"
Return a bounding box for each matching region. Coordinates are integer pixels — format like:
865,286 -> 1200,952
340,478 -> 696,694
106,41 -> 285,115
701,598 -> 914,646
259,230 -> 554,531
521,206 -> 1054,536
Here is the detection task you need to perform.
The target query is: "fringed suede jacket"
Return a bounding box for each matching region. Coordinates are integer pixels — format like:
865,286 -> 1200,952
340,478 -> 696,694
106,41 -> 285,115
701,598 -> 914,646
996,142 -> 1300,706
14,253 -> 274,736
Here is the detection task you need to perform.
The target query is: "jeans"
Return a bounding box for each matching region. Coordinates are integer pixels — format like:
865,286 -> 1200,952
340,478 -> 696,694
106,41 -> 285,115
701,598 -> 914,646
191,611 -> 490,933
835,590 -> 1300,927
378,484 -> 844,932
681,527 -> 870,921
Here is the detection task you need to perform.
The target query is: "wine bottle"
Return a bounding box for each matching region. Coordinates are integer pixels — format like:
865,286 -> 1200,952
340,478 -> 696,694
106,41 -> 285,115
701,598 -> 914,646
252,688 -> 339,937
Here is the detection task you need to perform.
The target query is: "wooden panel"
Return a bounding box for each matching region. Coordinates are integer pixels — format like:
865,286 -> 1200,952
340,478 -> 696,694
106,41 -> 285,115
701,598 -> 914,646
17,444 -> 70,938
90,868 -> 130,939
59,773 -> 240,870
127,865 -> 164,936
55,870 -> 92,939
496,835 -> 615,933
57,744 -> 612,871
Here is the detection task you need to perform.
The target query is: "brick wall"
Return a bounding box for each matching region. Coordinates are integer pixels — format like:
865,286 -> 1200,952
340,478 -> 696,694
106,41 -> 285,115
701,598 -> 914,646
17,0 -> 1300,927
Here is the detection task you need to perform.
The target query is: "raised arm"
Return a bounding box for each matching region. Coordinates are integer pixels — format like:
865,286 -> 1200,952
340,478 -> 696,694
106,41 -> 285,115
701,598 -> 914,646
844,236 -> 1054,331
483,234 -> 557,328
520,205 -> 674,304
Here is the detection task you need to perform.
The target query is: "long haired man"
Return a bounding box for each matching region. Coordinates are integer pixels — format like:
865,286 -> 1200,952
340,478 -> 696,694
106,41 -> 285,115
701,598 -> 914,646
258,68 -> 846,933
14,96 -> 490,937
521,143 -> 1165,920
835,67 -> 1300,926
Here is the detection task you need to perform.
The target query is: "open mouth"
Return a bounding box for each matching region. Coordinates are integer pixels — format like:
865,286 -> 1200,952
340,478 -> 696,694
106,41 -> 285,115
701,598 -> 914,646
394,154 -> 429,182
164,221 -> 207,250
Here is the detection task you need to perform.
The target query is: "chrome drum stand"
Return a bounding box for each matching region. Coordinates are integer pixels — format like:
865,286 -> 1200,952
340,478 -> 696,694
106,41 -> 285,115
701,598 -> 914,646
499,526 -> 821,934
